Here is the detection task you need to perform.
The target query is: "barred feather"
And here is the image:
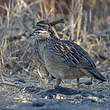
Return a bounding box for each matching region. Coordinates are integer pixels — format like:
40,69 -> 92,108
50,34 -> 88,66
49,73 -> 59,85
30,21 -> 106,85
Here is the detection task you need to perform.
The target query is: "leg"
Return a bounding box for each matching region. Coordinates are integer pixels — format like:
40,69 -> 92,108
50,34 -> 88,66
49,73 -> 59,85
84,77 -> 93,85
37,64 -> 43,78
37,64 -> 48,88
77,78 -> 80,89
54,78 -> 62,88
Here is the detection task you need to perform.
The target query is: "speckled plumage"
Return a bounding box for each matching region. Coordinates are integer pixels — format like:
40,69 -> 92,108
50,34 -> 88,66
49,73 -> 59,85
31,21 -> 106,88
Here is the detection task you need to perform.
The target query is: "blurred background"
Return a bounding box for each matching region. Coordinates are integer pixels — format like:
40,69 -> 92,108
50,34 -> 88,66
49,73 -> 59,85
0,0 -> 110,105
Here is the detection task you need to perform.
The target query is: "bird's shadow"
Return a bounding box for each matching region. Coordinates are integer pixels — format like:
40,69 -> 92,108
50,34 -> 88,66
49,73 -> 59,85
40,86 -> 104,99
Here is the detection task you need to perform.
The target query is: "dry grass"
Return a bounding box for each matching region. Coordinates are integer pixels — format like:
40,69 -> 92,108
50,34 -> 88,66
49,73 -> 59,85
0,0 -> 110,107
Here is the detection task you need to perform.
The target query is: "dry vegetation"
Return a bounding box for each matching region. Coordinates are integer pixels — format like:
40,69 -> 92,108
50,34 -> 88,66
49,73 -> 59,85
0,0 -> 110,109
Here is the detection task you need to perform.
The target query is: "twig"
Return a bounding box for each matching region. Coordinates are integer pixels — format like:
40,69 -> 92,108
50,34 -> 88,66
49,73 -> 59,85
0,82 -> 23,89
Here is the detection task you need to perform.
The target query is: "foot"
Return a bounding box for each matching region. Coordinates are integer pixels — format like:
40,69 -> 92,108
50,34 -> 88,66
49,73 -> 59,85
54,79 -> 62,89
77,78 -> 80,89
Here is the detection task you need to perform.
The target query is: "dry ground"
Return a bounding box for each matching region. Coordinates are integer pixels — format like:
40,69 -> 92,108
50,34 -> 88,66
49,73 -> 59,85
0,0 -> 110,110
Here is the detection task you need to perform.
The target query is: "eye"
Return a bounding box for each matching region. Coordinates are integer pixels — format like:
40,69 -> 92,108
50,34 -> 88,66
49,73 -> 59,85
37,32 -> 40,34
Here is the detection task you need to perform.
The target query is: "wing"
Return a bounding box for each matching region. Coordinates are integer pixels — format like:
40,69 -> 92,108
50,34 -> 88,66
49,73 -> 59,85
48,39 -> 96,69
64,40 -> 96,68
47,39 -> 106,81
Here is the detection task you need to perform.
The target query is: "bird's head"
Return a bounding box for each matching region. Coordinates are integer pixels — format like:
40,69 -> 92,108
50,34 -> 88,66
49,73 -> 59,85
30,21 -> 55,40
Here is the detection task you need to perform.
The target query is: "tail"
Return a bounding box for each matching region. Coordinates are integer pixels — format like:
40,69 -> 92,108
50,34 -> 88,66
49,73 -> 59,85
88,68 -> 106,81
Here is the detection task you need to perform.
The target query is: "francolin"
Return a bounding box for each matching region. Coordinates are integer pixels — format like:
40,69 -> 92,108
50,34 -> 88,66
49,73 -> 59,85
30,21 -> 106,88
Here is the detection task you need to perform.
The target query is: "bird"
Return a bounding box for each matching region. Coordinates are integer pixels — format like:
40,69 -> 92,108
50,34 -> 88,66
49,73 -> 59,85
30,20 -> 106,88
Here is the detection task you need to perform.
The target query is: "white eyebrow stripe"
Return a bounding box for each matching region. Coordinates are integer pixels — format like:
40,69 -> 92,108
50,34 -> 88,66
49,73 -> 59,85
38,30 -> 48,33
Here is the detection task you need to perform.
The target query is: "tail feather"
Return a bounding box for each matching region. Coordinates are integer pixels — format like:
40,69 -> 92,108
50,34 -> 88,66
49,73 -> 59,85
88,68 -> 106,81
